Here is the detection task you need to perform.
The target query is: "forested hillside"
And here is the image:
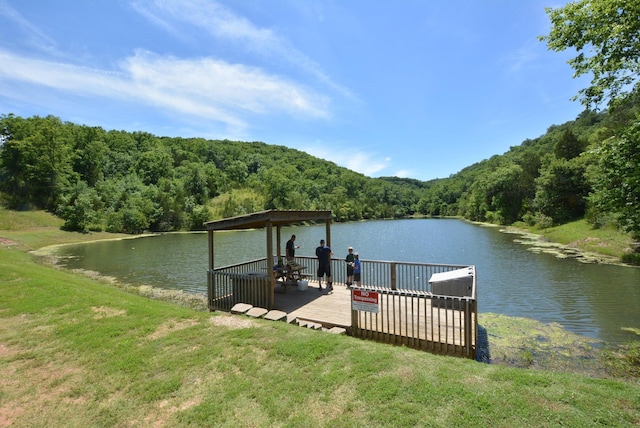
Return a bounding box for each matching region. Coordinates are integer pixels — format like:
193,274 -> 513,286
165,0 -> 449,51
415,104 -> 638,230
1,1 -> 638,247
0,99 -> 637,241
0,113 -> 424,232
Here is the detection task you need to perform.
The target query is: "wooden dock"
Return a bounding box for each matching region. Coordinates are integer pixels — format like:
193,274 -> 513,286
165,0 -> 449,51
207,211 -> 477,358
272,279 -> 352,328
212,258 -> 477,358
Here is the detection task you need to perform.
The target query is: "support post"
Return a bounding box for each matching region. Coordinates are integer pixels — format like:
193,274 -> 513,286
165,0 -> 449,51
207,230 -> 215,310
266,221 -> 274,309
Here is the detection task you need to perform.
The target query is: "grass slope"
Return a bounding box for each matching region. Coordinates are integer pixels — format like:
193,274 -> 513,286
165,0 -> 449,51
1,209 -> 639,426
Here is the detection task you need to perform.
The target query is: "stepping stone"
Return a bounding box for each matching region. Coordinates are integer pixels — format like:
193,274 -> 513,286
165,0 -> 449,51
328,327 -> 347,335
246,307 -> 268,318
231,303 -> 252,314
264,310 -> 287,321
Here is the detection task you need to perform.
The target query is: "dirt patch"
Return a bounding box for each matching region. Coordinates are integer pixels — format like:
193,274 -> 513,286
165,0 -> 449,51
210,314 -> 256,329
0,341 -> 86,428
91,306 -> 126,319
0,238 -> 17,246
147,318 -> 200,341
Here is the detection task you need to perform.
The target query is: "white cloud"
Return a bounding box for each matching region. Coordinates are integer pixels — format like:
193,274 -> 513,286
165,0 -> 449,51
133,0 -> 354,99
0,49 -> 331,131
503,38 -> 542,75
302,144 -> 391,177
345,152 -> 389,176
394,170 -> 411,178
0,0 -> 57,52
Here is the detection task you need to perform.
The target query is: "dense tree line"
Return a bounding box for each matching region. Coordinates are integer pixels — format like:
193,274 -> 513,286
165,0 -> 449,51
0,99 -> 637,241
1,0 -> 638,243
0,114 -> 426,232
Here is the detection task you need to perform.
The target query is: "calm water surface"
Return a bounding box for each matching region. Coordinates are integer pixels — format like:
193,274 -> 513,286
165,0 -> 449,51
55,219 -> 640,345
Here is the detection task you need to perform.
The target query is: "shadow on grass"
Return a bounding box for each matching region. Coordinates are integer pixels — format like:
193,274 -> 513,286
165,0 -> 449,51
475,324 -> 491,363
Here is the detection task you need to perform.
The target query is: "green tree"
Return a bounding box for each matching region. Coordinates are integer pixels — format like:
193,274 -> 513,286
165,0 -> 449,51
589,120 -> 640,236
136,147 -> 173,185
0,115 -> 76,210
542,0 -> 640,235
554,129 -> 585,160
72,128 -> 108,186
226,160 -> 248,186
258,166 -> 297,210
56,181 -> 101,232
541,0 -> 640,109
534,156 -> 590,224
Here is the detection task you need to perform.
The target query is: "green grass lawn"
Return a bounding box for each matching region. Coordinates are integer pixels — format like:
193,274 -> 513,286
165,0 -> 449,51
2,209 -> 640,426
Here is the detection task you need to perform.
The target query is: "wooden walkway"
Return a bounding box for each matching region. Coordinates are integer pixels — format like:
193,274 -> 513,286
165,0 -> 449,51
272,279 -> 352,328
267,278 -> 476,358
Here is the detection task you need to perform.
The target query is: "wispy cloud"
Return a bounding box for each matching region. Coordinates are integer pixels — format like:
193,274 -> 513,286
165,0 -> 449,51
303,144 -> 392,177
503,39 -> 542,74
394,169 -> 411,178
0,0 -> 57,52
0,49 -> 331,131
132,0 -> 354,99
345,152 -> 390,176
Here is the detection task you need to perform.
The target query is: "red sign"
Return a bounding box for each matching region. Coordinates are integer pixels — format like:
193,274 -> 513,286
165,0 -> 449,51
352,289 -> 379,313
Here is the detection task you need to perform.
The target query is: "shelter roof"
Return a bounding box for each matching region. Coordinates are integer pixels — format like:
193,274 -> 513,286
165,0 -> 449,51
204,210 -> 332,231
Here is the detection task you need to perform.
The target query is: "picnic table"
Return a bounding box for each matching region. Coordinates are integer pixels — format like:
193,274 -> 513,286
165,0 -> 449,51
274,262 -> 311,291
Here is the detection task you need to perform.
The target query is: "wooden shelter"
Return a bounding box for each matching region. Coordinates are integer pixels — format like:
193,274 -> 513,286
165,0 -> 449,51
205,210 -> 332,309
205,209 -> 478,359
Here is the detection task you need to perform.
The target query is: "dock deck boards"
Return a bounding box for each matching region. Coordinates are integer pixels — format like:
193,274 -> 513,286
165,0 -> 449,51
272,279 -> 352,327
271,279 -> 474,352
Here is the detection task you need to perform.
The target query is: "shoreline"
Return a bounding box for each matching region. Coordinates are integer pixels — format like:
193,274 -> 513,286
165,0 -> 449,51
468,220 -> 634,268
11,223 -> 634,376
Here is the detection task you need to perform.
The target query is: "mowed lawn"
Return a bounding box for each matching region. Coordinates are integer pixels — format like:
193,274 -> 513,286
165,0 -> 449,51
1,210 -> 639,427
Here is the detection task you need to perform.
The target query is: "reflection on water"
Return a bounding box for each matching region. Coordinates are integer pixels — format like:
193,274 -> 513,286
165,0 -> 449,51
55,219 -> 640,345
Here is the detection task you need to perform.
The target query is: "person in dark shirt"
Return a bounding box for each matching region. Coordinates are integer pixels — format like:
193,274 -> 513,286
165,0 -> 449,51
286,234 -> 298,262
315,239 -> 333,291
345,246 -> 355,287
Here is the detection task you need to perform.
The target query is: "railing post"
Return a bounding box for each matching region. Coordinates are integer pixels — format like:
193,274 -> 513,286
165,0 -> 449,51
390,262 -> 396,290
208,269 -> 214,310
350,289 -> 358,336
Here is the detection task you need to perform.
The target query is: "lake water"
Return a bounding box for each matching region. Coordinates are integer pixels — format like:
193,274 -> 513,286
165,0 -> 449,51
54,219 -> 640,346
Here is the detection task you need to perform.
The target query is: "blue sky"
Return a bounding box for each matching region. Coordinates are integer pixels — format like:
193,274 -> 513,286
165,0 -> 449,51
0,0 -> 587,181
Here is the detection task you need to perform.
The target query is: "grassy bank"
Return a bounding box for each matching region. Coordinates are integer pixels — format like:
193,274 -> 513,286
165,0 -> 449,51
512,219 -> 638,265
1,209 -> 640,426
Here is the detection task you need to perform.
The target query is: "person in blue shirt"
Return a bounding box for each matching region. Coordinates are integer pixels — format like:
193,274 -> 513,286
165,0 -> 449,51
315,239 -> 333,291
353,253 -> 361,288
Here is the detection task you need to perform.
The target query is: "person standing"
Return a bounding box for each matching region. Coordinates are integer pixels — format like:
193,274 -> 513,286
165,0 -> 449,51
286,234 -> 299,262
345,246 -> 355,287
353,253 -> 361,287
315,239 -> 333,291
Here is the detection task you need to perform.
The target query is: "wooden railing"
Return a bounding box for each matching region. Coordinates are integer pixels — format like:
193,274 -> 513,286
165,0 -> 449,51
208,258 -> 272,311
292,256 -> 473,294
208,256 -> 477,359
351,288 -> 477,358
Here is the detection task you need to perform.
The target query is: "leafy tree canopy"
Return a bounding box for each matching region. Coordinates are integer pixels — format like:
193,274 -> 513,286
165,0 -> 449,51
540,0 -> 640,109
